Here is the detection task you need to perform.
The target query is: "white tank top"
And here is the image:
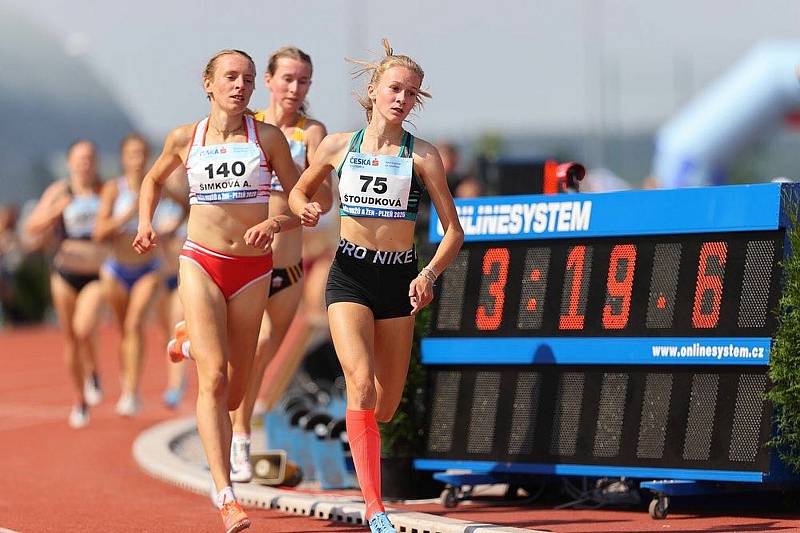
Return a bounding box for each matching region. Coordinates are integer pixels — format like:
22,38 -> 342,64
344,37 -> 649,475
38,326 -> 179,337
62,186 -> 100,240
186,116 -> 271,205
254,111 -> 307,193
112,177 -> 139,234
153,196 -> 185,234
271,135 -> 307,193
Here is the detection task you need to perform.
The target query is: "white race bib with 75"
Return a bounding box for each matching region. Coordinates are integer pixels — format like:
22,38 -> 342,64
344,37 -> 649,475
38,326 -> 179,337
338,152 -> 413,219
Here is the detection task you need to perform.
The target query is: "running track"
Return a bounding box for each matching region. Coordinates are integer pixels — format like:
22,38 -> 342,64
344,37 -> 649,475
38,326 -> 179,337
0,324 -> 357,532
2,324 -> 799,532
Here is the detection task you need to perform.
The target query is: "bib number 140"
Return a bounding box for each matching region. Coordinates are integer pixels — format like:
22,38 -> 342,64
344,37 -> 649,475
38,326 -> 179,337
205,161 -> 245,180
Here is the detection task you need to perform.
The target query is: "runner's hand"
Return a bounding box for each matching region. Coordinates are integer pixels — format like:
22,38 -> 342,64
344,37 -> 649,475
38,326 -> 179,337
132,224 -> 158,254
409,275 -> 434,315
244,219 -> 278,250
299,202 -> 323,227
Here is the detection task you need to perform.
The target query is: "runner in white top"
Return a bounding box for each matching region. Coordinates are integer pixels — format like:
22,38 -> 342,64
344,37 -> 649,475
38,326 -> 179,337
94,134 -> 166,417
24,140 -> 107,429
133,49 -> 300,533
153,166 -> 189,408
228,46 -> 332,483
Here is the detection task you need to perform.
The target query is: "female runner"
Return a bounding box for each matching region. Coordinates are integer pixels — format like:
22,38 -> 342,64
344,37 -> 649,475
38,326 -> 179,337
134,49 -> 300,532
289,40 -> 463,533
94,134 -> 164,416
25,140 -> 106,428
228,45 -> 332,482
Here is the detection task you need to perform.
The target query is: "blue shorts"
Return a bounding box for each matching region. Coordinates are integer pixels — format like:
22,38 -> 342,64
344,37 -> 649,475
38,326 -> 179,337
164,274 -> 179,292
102,258 -> 161,291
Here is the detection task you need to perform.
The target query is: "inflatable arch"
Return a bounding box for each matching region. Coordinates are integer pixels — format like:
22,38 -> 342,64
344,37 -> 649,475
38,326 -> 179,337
653,42 -> 800,188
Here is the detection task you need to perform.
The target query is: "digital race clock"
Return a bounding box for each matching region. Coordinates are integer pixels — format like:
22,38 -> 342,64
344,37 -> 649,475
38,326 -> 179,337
417,184 -> 796,481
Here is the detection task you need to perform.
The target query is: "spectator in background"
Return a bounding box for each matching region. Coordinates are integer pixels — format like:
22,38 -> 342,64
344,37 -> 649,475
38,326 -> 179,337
581,167 -> 632,193
437,141 -> 483,198
0,205 -> 22,325
640,176 -> 662,190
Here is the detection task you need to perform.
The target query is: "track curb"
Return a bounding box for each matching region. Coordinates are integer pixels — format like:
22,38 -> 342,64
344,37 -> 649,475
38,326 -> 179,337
133,416 -> 540,533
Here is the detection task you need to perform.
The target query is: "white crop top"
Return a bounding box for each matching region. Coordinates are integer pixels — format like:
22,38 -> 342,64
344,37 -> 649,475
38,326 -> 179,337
62,186 -> 100,240
186,116 -> 271,205
112,177 -> 139,234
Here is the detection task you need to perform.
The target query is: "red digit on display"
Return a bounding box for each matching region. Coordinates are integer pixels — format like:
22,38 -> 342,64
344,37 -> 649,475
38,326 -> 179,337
603,244 -> 637,329
559,245 -> 588,330
475,247 -> 510,331
692,242 -> 728,329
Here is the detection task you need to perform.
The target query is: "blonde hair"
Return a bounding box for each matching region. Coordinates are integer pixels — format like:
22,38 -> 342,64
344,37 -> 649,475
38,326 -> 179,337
266,46 -> 313,114
202,49 -> 256,101
348,38 -> 431,123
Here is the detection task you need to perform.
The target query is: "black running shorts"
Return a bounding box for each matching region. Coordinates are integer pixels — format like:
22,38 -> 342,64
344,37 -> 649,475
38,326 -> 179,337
325,239 -> 418,320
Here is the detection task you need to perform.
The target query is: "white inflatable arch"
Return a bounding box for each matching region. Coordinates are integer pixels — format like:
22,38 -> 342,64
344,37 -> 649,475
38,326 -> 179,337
653,42 -> 800,188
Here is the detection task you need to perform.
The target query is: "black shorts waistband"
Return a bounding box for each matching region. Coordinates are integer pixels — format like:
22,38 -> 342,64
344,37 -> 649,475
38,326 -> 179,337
336,239 -> 416,265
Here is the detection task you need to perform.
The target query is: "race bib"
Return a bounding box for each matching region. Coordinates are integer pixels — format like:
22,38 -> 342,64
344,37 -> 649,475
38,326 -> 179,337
63,196 -> 99,238
338,152 -> 413,219
188,143 -> 266,204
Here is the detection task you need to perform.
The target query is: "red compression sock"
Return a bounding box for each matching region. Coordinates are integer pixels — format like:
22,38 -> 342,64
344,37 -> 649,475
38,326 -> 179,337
346,409 -> 384,519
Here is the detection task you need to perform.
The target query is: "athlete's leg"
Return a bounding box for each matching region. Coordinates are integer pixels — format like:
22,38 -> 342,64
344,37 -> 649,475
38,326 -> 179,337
232,280 -> 302,435
179,259 -> 232,492
72,280 -> 105,403
73,282 -> 102,381
50,274 -> 84,406
328,302 -> 376,408
328,302 -> 387,520
304,254 -> 334,327
100,269 -> 131,393
225,279 -> 269,412
373,316 -> 414,422
162,287 -> 186,405
121,271 -> 162,395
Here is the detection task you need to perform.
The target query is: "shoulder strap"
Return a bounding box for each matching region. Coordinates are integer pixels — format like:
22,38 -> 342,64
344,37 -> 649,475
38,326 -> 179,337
337,130 -> 365,177
244,115 -> 257,142
192,118 -> 208,147
291,115 -> 306,143
398,131 -> 414,158
350,129 -> 365,153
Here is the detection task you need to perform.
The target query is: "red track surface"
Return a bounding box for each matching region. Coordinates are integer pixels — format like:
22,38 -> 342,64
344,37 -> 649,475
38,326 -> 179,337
2,324 -> 799,532
0,324 -> 358,532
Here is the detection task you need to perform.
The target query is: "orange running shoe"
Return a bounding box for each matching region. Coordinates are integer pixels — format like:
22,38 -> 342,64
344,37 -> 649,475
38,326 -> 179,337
220,501 -> 251,533
167,320 -> 189,363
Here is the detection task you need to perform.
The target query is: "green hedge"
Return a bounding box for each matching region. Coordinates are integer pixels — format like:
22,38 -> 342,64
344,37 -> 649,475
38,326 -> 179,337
767,200 -> 800,472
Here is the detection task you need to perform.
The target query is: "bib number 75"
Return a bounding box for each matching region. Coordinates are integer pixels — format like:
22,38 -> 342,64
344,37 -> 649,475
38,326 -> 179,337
360,175 -> 388,194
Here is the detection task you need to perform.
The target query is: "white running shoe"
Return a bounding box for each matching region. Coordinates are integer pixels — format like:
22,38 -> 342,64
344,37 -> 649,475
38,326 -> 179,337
83,376 -> 103,407
230,437 -> 253,483
68,404 -> 89,429
115,392 -> 141,417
